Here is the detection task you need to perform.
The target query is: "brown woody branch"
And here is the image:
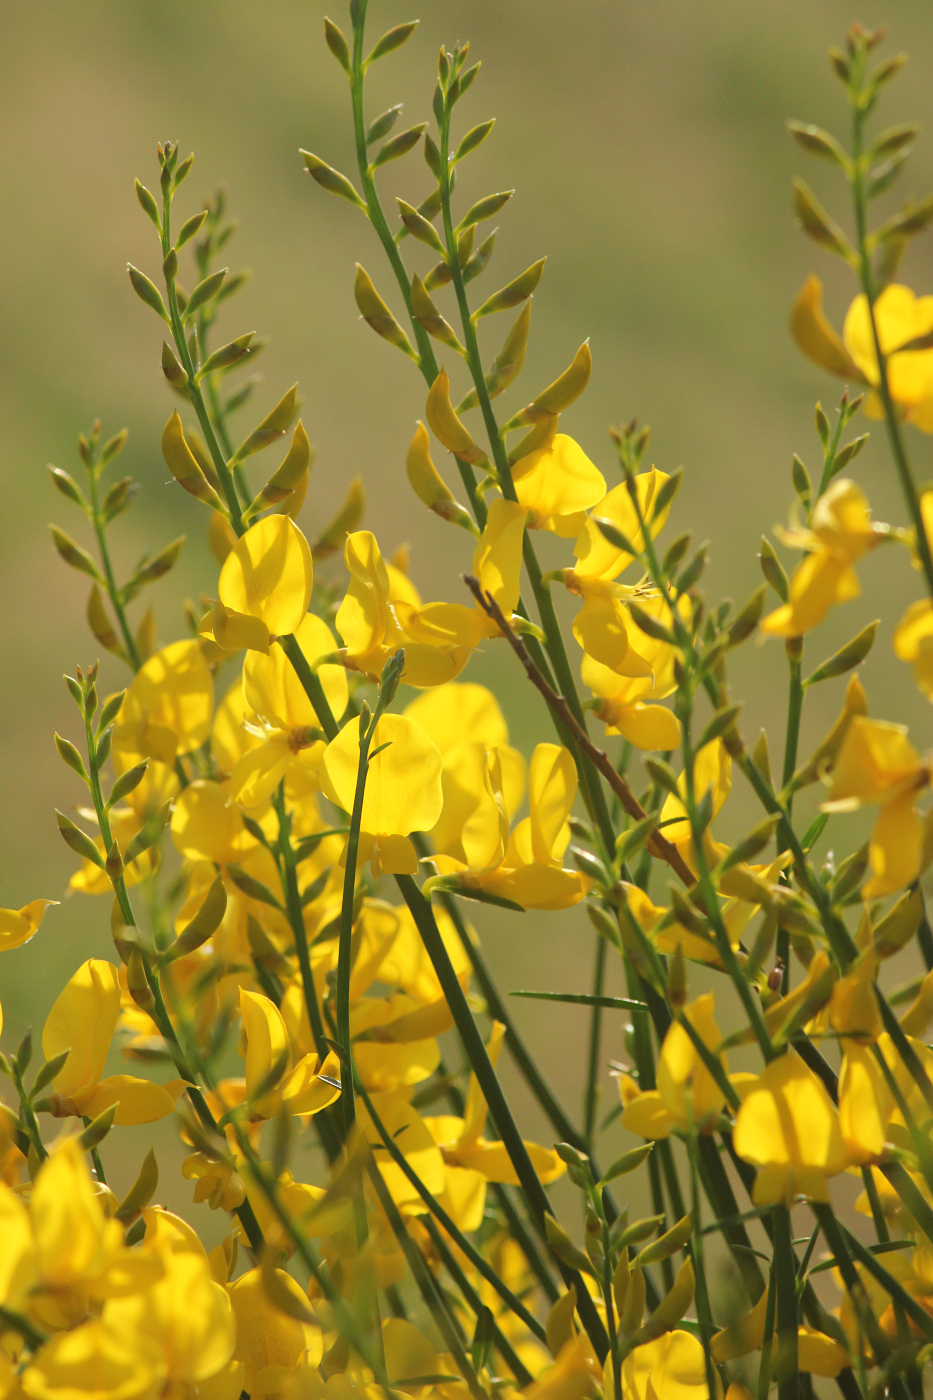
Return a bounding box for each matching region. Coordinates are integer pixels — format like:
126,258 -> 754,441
463,574 -> 695,888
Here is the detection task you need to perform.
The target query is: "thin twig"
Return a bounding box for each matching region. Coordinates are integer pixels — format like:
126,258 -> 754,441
463,574 -> 695,886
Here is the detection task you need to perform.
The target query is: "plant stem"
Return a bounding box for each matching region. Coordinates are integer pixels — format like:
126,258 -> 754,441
335,710 -> 375,1138
849,57 -> 933,600
772,1205 -> 799,1400
272,787 -> 331,1062
584,935 -> 606,1149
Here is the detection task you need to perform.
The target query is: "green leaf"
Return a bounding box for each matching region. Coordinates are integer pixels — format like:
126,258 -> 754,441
134,180 -> 161,230
226,864 -> 284,910
792,178 -> 856,261
366,105 -> 403,147
786,121 -> 849,170
510,990 -> 646,1010
50,527 -> 102,581
197,333 -> 255,377
396,198 -> 446,254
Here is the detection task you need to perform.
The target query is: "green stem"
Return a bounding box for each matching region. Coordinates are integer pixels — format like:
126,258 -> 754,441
159,182 -> 243,535
423,1215 -> 534,1386
602,1214 -> 622,1400
365,1156 -> 485,1400
772,1205 -> 799,1400
336,711 -> 375,1138
584,934 -> 607,1149
11,1064 -> 47,1162
758,1267 -> 777,1400
86,458 -> 142,668
355,1074 -> 547,1342
686,1132 -> 720,1400
849,64 -> 933,601
395,873 -> 609,1361
272,787 -> 331,1063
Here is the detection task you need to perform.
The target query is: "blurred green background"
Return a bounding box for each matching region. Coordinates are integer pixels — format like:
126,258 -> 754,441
2,0 -> 933,1242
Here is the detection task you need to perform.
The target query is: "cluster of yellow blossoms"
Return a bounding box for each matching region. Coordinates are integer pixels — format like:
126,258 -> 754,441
9,16 -> 933,1400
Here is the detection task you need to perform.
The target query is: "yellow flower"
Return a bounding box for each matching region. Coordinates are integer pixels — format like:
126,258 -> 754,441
320,714 -> 444,877
429,743 -> 588,910
239,988 -> 341,1119
102,1246 -> 236,1390
571,470 -> 673,584
403,682 -> 527,863
621,1329 -> 716,1400
621,994 -> 727,1138
204,514 -> 314,653
578,596 -> 683,751
335,501 -> 525,688
658,740 -> 732,857
844,284 -> 933,431
228,1266 -> 323,1393
0,898 -> 56,952
20,1319 -> 166,1400
42,960 -> 185,1125
761,479 -> 889,639
512,432 -> 606,536
894,595 -> 933,698
822,714 -> 931,898
732,1050 -> 848,1204
29,1141 -> 162,1330
182,1153 -> 247,1212
711,1290 -> 849,1376
114,638 -> 214,767
228,614 -> 349,808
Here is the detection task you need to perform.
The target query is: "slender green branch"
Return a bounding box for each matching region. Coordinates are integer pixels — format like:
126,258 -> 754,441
584,935 -> 607,1149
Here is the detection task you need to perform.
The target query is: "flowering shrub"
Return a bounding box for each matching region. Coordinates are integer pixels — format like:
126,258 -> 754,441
5,13 -> 933,1400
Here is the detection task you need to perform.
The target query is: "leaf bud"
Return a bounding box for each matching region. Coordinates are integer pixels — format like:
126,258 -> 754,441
668,942 -> 687,1008
183,268 -> 227,321
54,733 -> 89,784
473,258 -> 546,319
396,197 -> 447,254
365,20 -> 419,64
635,1213 -> 693,1267
50,527 -> 102,582
127,264 -> 170,322
176,209 -> 208,249
98,690 -> 127,732
545,1288 -> 577,1360
792,179 -> 856,261
804,620 -> 878,687
544,1212 -> 593,1275
169,875 -> 227,961
366,105 -> 403,148
619,1263 -> 646,1334
134,179 -> 161,229
127,949 -> 155,1011
48,465 -> 88,510
173,153 -> 194,189
32,1048 -> 70,1095
300,151 -> 368,211
56,810 -> 105,869
726,586 -> 766,648
597,1144 -> 653,1188
105,839 -> 124,881
115,1148 -> 159,1226
162,247 -> 178,283
198,333 -> 255,379
233,383 -> 298,462
405,421 -> 476,531
324,16 -> 351,71
411,275 -> 464,353
16,1029 -> 33,1075
79,1103 -> 118,1151
371,123 -> 427,170
426,370 -> 487,464
759,537 -> 789,602
161,411 -> 224,509
629,603 -> 675,644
